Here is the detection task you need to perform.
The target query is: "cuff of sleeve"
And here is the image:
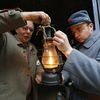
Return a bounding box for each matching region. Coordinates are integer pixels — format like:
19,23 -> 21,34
61,70 -> 70,84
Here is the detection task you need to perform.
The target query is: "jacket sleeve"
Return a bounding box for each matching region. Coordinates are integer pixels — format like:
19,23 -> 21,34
61,49 -> 100,95
0,9 -> 26,34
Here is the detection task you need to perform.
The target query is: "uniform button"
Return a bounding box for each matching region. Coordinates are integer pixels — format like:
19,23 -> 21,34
27,67 -> 32,76
68,81 -> 73,86
23,51 -> 26,53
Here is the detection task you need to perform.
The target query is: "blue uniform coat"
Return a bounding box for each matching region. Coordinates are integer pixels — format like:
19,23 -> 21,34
62,31 -> 100,100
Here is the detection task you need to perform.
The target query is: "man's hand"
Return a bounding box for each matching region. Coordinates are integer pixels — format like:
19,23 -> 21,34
35,70 -> 44,84
21,11 -> 51,25
53,30 -> 73,58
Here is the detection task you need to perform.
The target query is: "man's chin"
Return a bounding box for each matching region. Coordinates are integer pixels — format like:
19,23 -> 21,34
22,41 -> 28,44
23,39 -> 30,43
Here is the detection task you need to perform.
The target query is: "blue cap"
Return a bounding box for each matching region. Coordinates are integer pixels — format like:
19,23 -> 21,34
67,10 -> 92,27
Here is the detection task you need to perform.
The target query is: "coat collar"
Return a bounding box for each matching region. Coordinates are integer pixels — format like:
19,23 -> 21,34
14,34 -> 34,52
83,31 -> 100,48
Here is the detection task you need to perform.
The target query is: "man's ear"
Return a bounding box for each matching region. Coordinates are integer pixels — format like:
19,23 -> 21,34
89,23 -> 94,31
15,29 -> 19,33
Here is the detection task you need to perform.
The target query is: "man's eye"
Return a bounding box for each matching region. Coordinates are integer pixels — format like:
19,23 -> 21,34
23,27 -> 27,30
29,28 -> 34,32
22,27 -> 34,32
71,32 -> 74,34
77,28 -> 82,32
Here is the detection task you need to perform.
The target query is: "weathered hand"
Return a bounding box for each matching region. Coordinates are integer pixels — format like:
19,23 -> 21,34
53,30 -> 73,57
21,11 -> 51,25
35,72 -> 43,84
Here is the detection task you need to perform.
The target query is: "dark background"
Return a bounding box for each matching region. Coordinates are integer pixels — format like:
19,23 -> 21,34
0,0 -> 93,31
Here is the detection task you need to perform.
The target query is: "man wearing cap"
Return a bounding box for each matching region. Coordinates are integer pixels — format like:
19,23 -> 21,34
53,10 -> 100,100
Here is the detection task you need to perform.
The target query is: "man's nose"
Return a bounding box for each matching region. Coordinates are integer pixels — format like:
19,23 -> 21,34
74,32 -> 79,38
27,28 -> 31,33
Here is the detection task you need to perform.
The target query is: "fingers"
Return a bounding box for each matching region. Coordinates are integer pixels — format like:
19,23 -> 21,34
21,11 -> 51,25
53,30 -> 66,46
54,30 -> 67,38
40,12 -> 51,25
53,30 -> 73,57
35,74 -> 42,84
53,36 -> 64,47
32,11 -> 51,25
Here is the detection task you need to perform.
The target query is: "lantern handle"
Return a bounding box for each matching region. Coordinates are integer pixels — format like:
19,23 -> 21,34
36,25 -> 56,40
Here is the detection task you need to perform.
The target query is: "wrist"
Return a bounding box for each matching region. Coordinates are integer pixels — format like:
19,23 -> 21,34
63,48 -> 73,58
